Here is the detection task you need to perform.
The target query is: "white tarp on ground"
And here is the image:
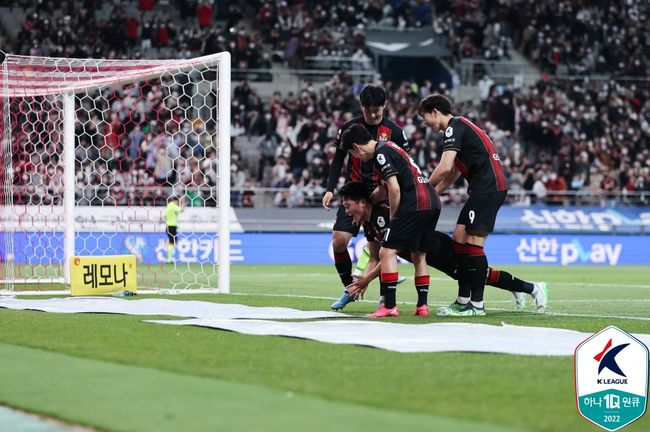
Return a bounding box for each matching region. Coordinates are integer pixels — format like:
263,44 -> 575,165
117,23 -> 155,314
3,297 -> 649,356
0,297 -> 348,320
146,318 -> 650,357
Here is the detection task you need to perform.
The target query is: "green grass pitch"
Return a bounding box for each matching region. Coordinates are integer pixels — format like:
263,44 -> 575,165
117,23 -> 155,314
1,264 -> 649,432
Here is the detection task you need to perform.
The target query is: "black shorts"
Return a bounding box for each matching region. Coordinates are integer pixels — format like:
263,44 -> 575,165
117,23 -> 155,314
382,209 -> 440,252
457,190 -> 507,234
166,226 -> 178,244
332,204 -> 361,236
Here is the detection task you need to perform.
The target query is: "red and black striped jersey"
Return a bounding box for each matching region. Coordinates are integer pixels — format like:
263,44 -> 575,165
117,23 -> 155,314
327,116 -> 409,194
374,141 -> 440,216
363,202 -> 391,243
363,203 -> 456,276
442,116 -> 507,194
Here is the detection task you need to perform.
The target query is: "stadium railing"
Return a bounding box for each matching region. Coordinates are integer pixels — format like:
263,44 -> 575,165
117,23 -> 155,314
7,186 -> 649,208
458,58 -> 650,86
232,67 -> 375,84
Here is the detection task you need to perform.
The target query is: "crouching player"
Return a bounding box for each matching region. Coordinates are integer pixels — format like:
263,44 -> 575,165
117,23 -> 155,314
338,125 -> 440,317
336,182 -> 548,313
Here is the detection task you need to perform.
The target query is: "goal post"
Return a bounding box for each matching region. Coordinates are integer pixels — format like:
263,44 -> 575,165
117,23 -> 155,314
0,51 -> 231,294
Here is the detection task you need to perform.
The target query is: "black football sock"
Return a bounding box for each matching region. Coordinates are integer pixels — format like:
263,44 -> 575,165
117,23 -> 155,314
380,272 -> 399,308
452,241 -> 470,301
414,275 -> 430,307
466,243 -> 488,306
487,268 -> 534,294
334,251 -> 353,288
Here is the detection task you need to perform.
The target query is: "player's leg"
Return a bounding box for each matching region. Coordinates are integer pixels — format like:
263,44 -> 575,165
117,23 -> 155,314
369,210 -> 438,318
485,268 -> 548,312
365,245 -> 400,317
451,224 -> 470,308
435,215 -> 472,315
352,246 -> 370,277
330,206 -> 361,310
166,226 -> 176,263
464,233 -> 488,312
330,229 -> 355,310
332,230 -> 354,286
331,205 -> 360,287
462,191 -> 507,313
412,250 -> 430,316
354,245 -> 407,285
448,191 -> 507,315
439,193 -> 501,317
410,211 -> 439,316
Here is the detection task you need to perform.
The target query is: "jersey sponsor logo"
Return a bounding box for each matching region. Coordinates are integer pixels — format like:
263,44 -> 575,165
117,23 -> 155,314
445,126 -> 453,137
377,125 -> 392,141
376,154 -> 386,165
377,216 -> 386,227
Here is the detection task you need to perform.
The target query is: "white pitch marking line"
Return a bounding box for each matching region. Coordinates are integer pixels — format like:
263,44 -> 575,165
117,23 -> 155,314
231,274 -> 650,289
228,292 -> 650,321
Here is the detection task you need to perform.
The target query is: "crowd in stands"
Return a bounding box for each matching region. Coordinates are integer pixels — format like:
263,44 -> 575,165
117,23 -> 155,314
510,0 -> 649,76
12,69 -> 648,208
4,0 -> 650,208
11,80 -> 223,207
478,77 -> 650,207
4,0 -> 648,75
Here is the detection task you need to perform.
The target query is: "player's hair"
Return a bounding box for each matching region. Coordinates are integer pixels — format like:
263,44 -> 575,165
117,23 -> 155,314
417,94 -> 455,116
359,85 -> 387,108
169,195 -> 180,202
339,181 -> 369,202
340,124 -> 373,152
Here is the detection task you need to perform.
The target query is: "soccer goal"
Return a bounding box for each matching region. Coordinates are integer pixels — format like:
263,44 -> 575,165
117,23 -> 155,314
0,51 -> 231,294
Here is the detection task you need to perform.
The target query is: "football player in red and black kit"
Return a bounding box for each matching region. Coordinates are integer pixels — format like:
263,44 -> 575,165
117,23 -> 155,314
322,85 -> 409,309
340,125 -> 440,317
418,94 -> 548,316
338,182 -> 548,313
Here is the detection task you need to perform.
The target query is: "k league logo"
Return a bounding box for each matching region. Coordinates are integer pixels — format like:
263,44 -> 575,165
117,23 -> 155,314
445,126 -> 453,137
575,326 -> 649,431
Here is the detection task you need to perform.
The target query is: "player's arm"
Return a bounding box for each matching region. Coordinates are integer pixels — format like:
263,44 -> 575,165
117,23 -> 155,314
428,149 -> 458,189
369,183 -> 387,204
393,126 -> 411,153
322,147 -> 347,210
385,175 -> 400,219
435,164 -> 461,195
347,241 -> 381,297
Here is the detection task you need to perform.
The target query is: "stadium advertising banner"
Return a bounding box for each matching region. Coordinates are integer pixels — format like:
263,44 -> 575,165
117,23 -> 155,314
496,207 -> 650,232
0,206 -> 244,233
7,232 -> 650,266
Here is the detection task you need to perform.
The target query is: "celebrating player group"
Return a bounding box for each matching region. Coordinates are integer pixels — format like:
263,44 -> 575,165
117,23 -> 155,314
324,88 -> 548,317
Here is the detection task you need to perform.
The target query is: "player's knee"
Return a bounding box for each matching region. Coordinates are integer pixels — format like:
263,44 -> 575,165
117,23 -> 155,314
379,247 -> 397,260
332,231 -> 352,252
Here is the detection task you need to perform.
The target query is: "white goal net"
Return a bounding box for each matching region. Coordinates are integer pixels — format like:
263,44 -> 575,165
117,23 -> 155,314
0,51 -> 231,294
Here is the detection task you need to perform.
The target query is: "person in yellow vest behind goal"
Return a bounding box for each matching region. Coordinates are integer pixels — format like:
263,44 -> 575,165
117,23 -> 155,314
165,195 -> 183,264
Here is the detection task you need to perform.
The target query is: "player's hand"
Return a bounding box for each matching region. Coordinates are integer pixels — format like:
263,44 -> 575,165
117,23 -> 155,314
347,278 -> 369,298
322,191 -> 334,210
